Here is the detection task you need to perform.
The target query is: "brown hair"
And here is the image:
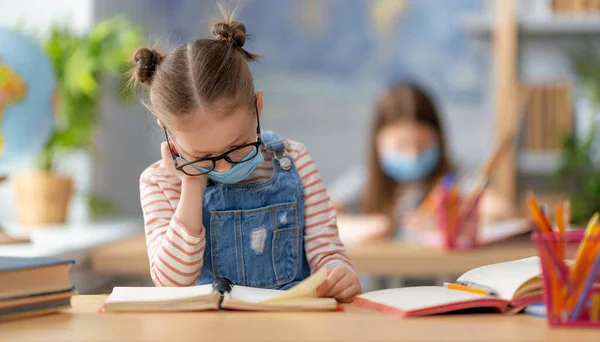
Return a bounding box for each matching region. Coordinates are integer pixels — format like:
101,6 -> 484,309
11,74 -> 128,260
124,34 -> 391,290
361,82 -> 452,217
131,7 -> 258,126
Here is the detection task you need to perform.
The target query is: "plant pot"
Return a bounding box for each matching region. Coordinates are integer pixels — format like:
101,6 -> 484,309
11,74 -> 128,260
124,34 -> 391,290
12,171 -> 73,226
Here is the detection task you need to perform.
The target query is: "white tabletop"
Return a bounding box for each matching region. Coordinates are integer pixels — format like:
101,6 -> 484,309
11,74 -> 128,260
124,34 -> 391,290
0,219 -> 142,261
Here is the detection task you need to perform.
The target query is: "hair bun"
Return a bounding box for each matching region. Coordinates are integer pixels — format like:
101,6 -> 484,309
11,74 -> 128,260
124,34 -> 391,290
134,48 -> 163,86
211,20 -> 247,48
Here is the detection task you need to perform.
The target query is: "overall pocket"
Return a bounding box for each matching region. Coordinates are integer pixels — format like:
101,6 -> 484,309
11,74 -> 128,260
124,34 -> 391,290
210,201 -> 300,288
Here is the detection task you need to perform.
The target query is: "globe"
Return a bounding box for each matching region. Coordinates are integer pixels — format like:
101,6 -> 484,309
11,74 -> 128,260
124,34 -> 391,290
0,28 -> 55,175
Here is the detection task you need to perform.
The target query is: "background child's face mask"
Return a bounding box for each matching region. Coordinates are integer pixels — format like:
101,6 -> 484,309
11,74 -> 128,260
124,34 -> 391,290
380,146 -> 441,182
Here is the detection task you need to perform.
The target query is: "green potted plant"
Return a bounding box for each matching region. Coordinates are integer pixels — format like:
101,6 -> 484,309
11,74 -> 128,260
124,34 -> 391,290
12,16 -> 143,225
554,53 -> 600,225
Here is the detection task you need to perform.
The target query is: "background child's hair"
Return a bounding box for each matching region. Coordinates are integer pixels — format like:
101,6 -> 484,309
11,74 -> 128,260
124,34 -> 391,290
361,82 -> 452,217
131,5 -> 258,126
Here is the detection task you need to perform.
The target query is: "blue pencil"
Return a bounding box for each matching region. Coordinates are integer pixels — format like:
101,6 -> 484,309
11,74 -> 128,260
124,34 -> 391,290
570,252 -> 600,320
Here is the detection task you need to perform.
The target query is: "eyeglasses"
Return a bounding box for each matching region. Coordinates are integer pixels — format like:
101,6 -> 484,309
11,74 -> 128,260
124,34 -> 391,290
165,101 -> 262,176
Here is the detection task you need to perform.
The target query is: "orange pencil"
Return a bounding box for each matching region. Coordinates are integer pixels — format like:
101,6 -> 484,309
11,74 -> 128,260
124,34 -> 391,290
570,214 -> 599,280
565,214 -> 599,311
447,182 -> 460,243
415,179 -> 444,215
547,255 -> 562,320
527,191 -> 552,235
555,202 -> 566,261
592,294 -> 600,323
528,192 -> 572,314
550,202 -> 568,319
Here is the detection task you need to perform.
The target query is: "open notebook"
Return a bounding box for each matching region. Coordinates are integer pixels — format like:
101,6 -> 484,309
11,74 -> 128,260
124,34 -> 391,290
354,257 -> 544,318
103,267 -> 337,312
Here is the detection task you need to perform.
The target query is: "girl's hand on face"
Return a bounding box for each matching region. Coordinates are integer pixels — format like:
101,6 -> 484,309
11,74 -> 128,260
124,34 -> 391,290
316,267 -> 362,303
160,141 -> 208,189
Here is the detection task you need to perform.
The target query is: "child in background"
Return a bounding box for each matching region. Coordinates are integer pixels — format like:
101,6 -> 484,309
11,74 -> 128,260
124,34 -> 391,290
134,9 -> 360,302
331,82 -> 516,244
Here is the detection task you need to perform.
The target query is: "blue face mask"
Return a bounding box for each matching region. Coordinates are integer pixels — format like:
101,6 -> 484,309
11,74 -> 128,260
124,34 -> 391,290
380,146 -> 441,182
197,149 -> 265,184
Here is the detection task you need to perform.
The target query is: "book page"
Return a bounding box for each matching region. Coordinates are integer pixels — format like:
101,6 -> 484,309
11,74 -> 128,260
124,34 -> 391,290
227,286 -> 284,303
226,267 -> 328,304
456,257 -> 541,301
265,267 -> 327,302
358,286 -> 495,313
105,285 -> 215,304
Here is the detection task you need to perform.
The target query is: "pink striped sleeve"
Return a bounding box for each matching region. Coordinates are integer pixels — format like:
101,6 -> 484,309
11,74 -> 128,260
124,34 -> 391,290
140,168 -> 205,287
288,142 -> 355,274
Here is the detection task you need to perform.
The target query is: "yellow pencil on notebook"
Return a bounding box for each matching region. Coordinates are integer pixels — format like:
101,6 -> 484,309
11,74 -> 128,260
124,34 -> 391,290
443,283 -> 493,296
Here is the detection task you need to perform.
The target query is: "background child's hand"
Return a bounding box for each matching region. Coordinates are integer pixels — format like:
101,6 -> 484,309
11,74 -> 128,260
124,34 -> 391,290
316,267 -> 361,303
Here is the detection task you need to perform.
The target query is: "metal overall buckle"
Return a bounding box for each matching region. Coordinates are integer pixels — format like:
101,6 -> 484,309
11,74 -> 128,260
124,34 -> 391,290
273,142 -> 292,171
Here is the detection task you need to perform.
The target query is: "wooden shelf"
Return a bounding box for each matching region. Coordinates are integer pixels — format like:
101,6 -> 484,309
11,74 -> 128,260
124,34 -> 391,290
462,13 -> 600,36
518,151 -> 562,174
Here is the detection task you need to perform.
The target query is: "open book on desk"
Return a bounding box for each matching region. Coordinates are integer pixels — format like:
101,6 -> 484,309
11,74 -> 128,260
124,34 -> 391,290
103,267 -> 337,312
354,257 -> 544,318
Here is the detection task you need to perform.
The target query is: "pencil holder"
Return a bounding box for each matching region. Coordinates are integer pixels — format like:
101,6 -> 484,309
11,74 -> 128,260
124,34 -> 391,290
532,231 -> 600,327
434,189 -> 481,251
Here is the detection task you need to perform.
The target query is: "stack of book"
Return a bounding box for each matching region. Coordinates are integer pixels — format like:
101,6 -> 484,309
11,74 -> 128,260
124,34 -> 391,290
1,257 -> 74,321
522,82 -> 573,152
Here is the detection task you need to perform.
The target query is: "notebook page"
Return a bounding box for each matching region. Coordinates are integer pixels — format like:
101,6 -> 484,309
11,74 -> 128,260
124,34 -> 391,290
105,285 -> 214,304
456,257 -> 541,301
227,267 -> 328,303
264,267 -> 327,302
359,287 -> 493,312
227,286 -> 283,303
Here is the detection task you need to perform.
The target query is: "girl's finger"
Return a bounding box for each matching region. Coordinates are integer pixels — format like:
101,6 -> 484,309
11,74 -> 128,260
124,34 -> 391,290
317,268 -> 344,297
335,282 -> 361,303
325,271 -> 351,297
160,142 -> 177,174
316,278 -> 330,297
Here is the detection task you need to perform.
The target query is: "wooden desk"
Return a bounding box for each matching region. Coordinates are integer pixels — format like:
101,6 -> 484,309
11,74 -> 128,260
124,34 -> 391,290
348,238 -> 536,277
0,295 -> 597,342
90,235 -> 536,278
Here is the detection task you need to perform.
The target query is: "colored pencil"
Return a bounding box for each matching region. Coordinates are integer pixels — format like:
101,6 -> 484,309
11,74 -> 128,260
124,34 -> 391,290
570,251 -> 600,320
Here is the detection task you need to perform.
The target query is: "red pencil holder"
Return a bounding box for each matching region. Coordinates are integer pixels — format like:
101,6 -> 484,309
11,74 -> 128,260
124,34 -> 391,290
532,231 -> 600,327
433,190 -> 481,251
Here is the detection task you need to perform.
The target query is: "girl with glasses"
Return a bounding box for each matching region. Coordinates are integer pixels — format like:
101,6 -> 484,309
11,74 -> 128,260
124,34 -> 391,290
133,7 -> 360,302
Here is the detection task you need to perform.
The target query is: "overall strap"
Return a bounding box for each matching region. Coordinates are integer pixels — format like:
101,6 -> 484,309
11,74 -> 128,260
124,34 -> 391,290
261,130 -> 287,153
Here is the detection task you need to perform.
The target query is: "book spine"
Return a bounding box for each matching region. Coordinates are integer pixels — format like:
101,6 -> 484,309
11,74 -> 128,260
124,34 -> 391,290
533,85 -> 543,151
555,82 -> 565,149
564,83 -> 573,143
573,0 -> 587,12
546,82 -> 560,150
542,84 -> 551,150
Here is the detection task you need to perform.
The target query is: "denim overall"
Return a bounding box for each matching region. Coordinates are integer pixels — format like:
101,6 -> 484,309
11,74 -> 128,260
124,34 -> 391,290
197,130 -> 311,290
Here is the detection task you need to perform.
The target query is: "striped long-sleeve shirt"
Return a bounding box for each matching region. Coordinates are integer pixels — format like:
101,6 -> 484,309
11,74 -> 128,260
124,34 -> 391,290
140,140 -> 354,287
